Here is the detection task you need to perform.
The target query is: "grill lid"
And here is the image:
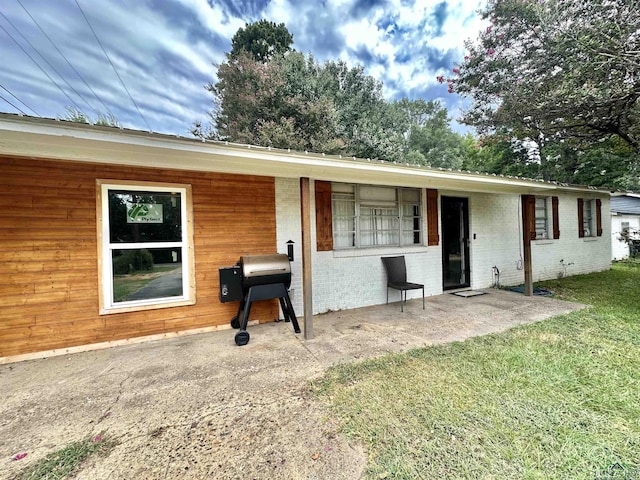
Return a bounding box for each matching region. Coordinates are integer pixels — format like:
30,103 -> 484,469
240,254 -> 291,278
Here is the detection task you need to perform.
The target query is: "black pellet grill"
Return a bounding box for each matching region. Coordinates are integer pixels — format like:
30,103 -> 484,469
219,254 -> 300,345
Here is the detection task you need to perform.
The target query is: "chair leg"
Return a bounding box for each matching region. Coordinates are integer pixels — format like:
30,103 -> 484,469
422,287 -> 425,310
401,290 -> 404,312
386,287 -> 389,305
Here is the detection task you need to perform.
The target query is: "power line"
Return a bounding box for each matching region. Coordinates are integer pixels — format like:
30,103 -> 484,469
15,0 -> 115,118
0,92 -> 28,115
0,12 -> 85,112
0,82 -> 40,116
74,0 -> 152,131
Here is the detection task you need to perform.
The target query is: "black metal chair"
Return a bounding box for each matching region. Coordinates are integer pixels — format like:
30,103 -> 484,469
381,256 -> 425,312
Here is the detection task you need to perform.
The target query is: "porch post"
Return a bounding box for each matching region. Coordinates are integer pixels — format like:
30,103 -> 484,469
300,177 -> 314,339
521,195 -> 534,296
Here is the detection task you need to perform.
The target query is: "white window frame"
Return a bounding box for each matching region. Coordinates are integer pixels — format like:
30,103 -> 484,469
96,180 -> 195,314
331,183 -> 423,249
535,196 -> 549,239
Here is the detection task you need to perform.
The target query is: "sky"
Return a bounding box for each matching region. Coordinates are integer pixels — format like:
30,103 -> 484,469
0,0 -> 488,137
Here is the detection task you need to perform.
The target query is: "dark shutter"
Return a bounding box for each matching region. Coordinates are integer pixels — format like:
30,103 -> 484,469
552,196 -> 560,239
577,198 -> 584,238
596,198 -> 603,236
522,195 -> 536,241
314,180 -> 333,251
426,189 -> 439,246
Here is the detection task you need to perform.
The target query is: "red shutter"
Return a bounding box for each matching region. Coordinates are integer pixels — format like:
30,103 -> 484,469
314,180 -> 333,251
426,189 -> 439,246
522,195 -> 536,241
577,198 -> 585,238
596,198 -> 603,236
552,196 -> 560,239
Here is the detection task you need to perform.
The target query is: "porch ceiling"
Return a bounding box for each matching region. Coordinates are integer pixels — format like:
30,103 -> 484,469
0,114 -> 607,196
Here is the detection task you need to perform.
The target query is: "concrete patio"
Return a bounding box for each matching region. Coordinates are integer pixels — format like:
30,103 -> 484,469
1,289 -> 585,480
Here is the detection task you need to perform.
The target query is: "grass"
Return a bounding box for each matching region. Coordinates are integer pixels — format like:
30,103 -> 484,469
112,265 -> 179,302
14,437 -> 114,480
314,263 -> 640,479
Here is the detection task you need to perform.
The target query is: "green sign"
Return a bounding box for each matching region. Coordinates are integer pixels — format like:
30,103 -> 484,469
126,203 -> 163,223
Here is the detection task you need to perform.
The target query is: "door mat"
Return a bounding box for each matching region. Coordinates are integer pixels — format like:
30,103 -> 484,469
452,290 -> 487,298
507,286 -> 554,296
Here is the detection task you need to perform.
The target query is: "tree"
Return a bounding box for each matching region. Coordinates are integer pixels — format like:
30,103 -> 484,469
196,22 -> 468,167
229,20 -> 293,62
453,0 -> 640,153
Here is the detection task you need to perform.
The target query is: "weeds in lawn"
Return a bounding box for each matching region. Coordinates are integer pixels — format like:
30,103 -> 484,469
314,264 -> 640,479
13,436 -> 114,480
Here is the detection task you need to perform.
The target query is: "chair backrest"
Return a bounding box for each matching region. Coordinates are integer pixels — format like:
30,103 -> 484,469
381,256 -> 407,284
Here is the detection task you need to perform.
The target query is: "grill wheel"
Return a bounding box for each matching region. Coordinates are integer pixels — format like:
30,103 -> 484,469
234,330 -> 250,346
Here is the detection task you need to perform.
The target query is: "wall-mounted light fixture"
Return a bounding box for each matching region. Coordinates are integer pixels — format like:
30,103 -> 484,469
286,239 -> 295,262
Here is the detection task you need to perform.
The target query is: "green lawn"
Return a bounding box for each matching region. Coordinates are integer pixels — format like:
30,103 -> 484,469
314,262 -> 640,480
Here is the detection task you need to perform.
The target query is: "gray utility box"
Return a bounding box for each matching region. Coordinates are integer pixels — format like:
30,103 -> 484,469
218,266 -> 243,303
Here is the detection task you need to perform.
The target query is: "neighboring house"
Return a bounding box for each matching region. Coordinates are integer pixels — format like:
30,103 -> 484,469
0,114 -> 611,361
611,194 -> 640,260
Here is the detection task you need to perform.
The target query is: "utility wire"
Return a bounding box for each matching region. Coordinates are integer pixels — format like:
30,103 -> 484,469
74,0 -> 152,131
16,0 -> 115,118
0,82 -> 40,116
0,11 -> 91,113
0,92 -> 28,115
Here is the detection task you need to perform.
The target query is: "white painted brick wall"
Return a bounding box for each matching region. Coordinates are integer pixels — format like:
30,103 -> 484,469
466,192 -> 611,288
310,183 -> 441,314
274,178 -> 303,316
276,179 -> 611,313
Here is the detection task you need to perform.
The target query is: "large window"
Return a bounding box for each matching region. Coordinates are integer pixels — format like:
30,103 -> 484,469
583,199 -> 594,237
331,183 -> 422,249
97,181 -> 195,314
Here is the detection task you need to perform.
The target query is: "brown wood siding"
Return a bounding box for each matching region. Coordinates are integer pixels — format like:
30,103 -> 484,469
577,198 -> 585,238
314,180 -> 333,251
552,196 -> 560,239
426,189 -> 439,246
522,195 -> 536,241
0,155 -> 278,357
596,198 -> 603,236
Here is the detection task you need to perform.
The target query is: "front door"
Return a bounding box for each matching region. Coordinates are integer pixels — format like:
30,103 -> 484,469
441,196 -> 470,290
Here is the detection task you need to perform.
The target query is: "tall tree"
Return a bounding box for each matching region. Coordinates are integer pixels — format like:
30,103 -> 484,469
453,0 -> 640,152
229,19 -> 293,62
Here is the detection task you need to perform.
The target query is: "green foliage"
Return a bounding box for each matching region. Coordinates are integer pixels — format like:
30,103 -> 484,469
454,0 -> 640,153
463,134 -> 640,188
316,264 -> 640,479
229,19 -> 293,62
113,249 -> 153,275
199,32 -> 468,167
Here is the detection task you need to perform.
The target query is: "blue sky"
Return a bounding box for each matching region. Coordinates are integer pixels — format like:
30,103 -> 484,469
0,0 -> 487,136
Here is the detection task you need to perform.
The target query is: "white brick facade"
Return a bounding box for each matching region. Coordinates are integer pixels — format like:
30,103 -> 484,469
276,179 -> 611,314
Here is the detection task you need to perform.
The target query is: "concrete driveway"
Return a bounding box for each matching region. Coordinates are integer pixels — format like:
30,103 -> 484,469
1,289 -> 585,480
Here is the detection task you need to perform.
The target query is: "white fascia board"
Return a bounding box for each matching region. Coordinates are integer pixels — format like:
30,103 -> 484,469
0,114 -> 608,196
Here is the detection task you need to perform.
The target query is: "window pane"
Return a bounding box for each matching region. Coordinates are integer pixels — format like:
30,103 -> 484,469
360,186 -> 396,202
112,248 -> 183,303
535,197 -> 548,239
402,189 -> 420,203
583,200 -> 593,236
109,191 -> 182,243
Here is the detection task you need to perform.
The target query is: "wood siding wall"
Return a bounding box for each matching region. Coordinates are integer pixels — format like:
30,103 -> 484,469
0,156 -> 278,357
